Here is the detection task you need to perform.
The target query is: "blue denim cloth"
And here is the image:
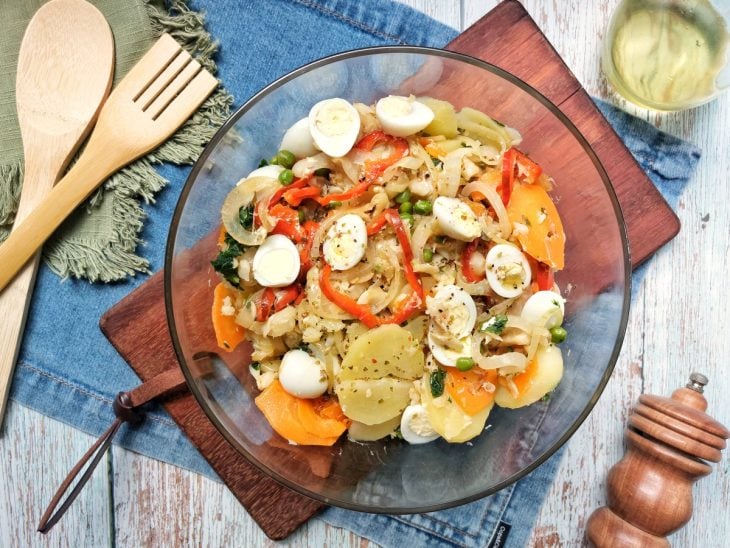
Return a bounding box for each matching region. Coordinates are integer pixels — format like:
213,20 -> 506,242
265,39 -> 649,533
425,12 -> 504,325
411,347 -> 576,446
8,1 -> 701,546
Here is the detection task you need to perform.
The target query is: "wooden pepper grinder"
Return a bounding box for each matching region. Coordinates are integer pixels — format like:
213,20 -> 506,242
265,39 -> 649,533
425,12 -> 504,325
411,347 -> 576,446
586,373 -> 729,547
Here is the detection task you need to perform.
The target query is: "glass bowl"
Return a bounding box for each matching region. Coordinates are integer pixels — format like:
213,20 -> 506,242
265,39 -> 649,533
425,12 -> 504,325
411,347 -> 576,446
165,47 -> 630,513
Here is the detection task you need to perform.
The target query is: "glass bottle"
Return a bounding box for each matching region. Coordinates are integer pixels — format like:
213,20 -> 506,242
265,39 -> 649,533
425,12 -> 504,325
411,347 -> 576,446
602,0 -> 730,110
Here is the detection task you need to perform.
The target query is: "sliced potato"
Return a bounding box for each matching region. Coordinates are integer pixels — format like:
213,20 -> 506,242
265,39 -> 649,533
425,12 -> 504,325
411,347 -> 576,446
339,324 -> 424,381
336,378 -> 412,425
495,344 -> 563,409
418,97 -> 458,138
403,315 -> 428,344
348,415 -> 401,441
420,375 -> 492,443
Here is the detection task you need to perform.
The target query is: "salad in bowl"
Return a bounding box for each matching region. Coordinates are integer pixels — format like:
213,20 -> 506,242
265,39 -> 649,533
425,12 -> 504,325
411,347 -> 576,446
210,94 -> 567,447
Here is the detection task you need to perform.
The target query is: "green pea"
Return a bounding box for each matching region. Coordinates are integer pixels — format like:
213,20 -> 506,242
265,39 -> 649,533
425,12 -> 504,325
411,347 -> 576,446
327,201 -> 343,209
395,189 -> 411,204
550,326 -> 567,343
399,201 -> 413,214
276,150 -> 296,169
456,357 -> 475,371
399,212 -> 414,225
297,210 -> 306,224
278,169 -> 295,185
423,248 -> 434,262
413,200 -> 433,215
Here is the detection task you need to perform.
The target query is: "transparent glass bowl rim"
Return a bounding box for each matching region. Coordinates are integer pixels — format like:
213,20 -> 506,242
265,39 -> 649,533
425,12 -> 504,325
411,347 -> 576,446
164,45 -> 632,513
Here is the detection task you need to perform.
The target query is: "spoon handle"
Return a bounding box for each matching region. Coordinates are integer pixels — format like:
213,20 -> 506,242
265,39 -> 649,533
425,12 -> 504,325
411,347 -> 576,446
0,152 -> 59,429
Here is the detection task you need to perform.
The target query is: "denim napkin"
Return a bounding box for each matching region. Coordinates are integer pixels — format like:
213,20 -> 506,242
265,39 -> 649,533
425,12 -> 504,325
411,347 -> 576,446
9,1 -> 701,547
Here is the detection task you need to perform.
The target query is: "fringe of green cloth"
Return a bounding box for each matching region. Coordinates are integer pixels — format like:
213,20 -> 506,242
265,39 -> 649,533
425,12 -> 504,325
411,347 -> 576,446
0,0 -> 233,282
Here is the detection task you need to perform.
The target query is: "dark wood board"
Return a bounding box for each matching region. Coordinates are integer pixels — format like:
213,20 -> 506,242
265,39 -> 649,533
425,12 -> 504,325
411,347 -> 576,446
100,0 -> 680,540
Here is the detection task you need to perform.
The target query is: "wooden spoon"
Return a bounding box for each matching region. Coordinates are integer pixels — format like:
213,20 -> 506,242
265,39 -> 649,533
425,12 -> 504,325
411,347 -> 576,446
0,0 -> 114,431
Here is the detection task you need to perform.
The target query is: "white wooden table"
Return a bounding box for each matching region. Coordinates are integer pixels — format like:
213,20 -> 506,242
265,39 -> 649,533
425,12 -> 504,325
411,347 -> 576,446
2,1 -> 728,546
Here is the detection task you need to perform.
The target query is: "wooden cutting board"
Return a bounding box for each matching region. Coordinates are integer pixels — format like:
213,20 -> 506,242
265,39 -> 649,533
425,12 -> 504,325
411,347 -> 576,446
100,0 -> 679,540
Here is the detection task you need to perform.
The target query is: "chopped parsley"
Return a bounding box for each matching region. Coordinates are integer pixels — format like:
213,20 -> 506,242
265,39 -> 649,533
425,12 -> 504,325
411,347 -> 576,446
430,370 -> 446,397
251,362 -> 261,371
239,204 -> 254,230
211,235 -> 243,286
480,314 -> 508,335
430,155 -> 443,167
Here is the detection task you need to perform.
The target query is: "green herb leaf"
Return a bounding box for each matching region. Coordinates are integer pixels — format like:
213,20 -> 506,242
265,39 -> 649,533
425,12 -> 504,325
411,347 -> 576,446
211,236 -> 243,286
430,370 -> 446,397
481,314 -> 508,335
430,156 -> 443,167
239,205 -> 254,230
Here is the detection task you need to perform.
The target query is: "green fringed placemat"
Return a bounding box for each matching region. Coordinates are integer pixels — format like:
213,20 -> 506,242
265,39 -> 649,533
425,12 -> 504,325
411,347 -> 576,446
0,0 -> 232,282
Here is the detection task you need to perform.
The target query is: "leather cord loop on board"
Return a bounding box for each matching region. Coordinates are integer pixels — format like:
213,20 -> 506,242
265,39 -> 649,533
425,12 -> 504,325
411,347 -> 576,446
37,368 -> 186,534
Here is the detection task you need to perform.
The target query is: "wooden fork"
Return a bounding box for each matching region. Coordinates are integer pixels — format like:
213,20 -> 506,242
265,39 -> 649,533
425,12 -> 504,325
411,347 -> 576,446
0,33 -> 218,292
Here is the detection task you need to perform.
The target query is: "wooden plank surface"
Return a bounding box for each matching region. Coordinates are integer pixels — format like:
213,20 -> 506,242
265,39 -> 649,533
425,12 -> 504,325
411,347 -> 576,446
1,1 -> 728,547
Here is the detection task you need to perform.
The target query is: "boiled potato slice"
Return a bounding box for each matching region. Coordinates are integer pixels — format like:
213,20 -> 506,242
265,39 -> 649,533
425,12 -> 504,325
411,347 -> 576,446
348,415 -> 401,441
336,378 -> 412,425
403,315 -> 427,344
417,97 -> 458,138
420,375 -> 492,443
339,324 -> 424,381
495,344 -> 563,409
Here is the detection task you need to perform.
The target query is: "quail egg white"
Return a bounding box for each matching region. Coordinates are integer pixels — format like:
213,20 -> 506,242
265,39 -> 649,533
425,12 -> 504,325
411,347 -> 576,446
252,234 -> 301,288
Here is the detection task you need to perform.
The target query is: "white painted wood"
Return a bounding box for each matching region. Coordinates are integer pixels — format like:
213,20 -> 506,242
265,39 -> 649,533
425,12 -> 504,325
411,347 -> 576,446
3,1 -> 729,547
0,402 -> 111,547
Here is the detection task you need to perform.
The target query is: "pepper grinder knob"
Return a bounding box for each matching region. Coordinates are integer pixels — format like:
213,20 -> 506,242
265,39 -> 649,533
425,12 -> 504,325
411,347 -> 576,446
586,373 -> 729,547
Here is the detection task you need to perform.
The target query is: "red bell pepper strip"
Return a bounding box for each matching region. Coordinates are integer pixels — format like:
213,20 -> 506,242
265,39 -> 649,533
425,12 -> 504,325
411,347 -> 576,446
268,175 -> 312,208
498,149 -> 543,206
316,180 -> 371,206
498,148 -> 516,205
366,212 -> 387,236
356,130 -> 409,184
318,208 -> 424,326
283,186 -> 320,207
317,131 -> 408,206
319,265 -> 422,328
294,290 -> 306,306
383,209 -> 424,301
256,288 -> 276,322
534,261 -> 554,291
319,264 -> 381,328
269,204 -> 305,242
515,150 -> 542,183
273,285 -> 302,312
385,292 -> 423,325
298,220 -> 320,274
461,240 -> 485,283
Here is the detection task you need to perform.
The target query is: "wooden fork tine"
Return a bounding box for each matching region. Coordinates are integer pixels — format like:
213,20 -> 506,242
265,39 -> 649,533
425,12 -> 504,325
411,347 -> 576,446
156,69 -> 218,129
136,49 -> 192,110
0,33 -> 219,293
118,34 -> 182,100
146,59 -> 202,119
